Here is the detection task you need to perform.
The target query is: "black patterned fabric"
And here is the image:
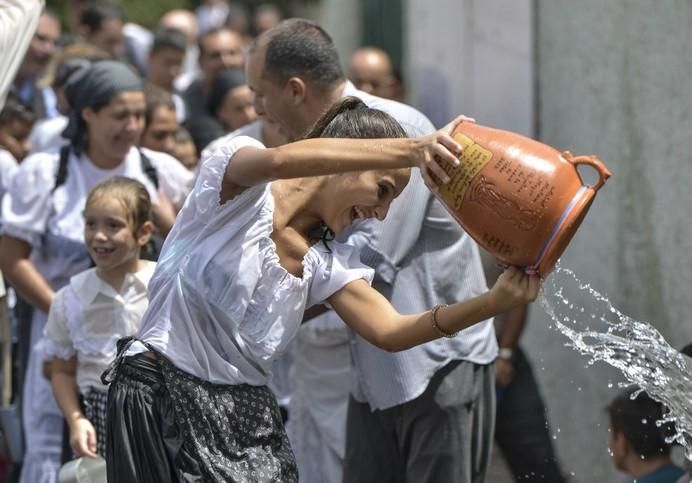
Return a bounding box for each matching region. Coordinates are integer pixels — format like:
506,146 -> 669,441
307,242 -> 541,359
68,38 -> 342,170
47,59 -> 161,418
83,388 -> 109,457
105,350 -> 298,483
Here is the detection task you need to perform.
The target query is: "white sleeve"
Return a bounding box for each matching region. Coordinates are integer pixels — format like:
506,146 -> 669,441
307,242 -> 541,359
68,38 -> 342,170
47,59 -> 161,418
0,0 -> 44,109
1,152 -> 56,246
306,242 -> 375,308
200,133 -> 235,163
143,149 -> 195,208
200,121 -> 264,162
189,135 -> 266,220
40,288 -> 76,361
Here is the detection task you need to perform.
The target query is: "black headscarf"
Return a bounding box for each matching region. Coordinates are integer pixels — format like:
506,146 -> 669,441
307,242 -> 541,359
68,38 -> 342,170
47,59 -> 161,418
62,60 -> 144,152
207,68 -> 247,117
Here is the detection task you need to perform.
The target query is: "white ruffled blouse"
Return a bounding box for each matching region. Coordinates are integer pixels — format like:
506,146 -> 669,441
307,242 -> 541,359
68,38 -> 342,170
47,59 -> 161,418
41,262 -> 156,393
131,136 -> 375,386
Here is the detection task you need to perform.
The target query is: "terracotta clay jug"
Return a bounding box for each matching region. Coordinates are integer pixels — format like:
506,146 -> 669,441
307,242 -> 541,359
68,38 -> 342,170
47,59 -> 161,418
435,121 -> 611,277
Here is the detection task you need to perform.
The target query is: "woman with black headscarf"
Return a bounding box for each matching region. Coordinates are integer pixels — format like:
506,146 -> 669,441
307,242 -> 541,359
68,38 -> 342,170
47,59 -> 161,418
0,60 -> 192,483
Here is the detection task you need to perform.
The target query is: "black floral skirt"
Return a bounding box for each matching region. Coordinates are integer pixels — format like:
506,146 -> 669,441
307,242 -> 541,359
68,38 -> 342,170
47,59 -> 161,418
104,343 -> 298,483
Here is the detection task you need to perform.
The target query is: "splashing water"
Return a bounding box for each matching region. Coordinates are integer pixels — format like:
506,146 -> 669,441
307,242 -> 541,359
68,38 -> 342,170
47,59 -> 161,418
539,265 -> 692,460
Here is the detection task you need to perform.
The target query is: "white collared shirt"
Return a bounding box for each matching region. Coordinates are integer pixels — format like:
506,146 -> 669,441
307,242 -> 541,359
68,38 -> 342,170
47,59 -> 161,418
41,262 -> 156,393
131,135 -> 375,386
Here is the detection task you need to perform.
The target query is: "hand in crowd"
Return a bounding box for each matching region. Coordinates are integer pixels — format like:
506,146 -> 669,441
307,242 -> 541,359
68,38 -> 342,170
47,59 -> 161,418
495,357 -> 515,386
413,114 -> 475,192
489,266 -> 541,313
69,416 -> 98,459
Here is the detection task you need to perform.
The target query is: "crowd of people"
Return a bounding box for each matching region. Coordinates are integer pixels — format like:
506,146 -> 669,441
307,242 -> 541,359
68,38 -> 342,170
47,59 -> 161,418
0,1 -> 690,483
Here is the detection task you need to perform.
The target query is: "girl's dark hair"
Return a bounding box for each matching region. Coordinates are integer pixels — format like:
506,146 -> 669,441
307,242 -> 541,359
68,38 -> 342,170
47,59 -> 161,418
208,68 -> 247,117
79,1 -> 124,33
303,96 -> 408,245
86,176 -> 152,243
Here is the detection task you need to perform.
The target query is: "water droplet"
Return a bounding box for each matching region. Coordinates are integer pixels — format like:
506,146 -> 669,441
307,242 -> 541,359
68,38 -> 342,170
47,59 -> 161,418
641,419 -> 647,424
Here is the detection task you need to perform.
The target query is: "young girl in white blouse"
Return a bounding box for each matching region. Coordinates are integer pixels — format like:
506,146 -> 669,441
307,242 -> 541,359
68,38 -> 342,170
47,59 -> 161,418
42,176 -> 156,458
105,98 -> 542,482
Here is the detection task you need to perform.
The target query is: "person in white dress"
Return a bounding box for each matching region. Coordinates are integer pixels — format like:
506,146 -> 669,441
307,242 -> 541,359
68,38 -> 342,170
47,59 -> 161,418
103,96 -> 541,482
42,177 -> 157,459
0,60 -> 192,483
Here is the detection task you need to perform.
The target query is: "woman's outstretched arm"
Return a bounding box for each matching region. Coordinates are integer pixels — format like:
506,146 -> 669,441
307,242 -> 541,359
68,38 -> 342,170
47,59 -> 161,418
328,267 -> 540,352
222,116 -> 469,197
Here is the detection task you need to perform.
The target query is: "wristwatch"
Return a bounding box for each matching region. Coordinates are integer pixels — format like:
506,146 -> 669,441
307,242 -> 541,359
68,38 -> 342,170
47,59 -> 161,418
498,347 -> 514,360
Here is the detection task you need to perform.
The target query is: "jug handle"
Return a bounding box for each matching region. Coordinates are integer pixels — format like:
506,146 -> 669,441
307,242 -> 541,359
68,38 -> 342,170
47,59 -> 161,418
562,151 -> 612,191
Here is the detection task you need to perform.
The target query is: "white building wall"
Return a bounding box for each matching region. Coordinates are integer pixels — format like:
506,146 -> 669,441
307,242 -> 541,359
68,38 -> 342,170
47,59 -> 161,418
405,0 -> 534,134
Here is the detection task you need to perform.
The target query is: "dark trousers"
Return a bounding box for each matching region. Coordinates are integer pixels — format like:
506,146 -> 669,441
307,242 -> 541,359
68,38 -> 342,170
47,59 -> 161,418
344,360 -> 495,483
495,347 -> 567,483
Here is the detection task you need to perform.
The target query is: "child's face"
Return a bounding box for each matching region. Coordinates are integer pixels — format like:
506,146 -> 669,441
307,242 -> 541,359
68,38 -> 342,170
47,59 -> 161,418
174,140 -> 199,172
84,196 -> 145,273
0,119 -> 33,162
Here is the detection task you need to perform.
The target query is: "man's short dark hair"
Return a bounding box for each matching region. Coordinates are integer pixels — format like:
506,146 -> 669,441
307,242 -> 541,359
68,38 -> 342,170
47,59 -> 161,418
80,1 -> 124,33
606,386 -> 675,458
198,27 -> 235,58
151,27 -> 187,54
255,18 -> 344,90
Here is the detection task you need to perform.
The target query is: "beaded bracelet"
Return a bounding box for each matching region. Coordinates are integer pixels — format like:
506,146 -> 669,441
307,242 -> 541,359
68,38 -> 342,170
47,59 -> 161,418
431,304 -> 458,338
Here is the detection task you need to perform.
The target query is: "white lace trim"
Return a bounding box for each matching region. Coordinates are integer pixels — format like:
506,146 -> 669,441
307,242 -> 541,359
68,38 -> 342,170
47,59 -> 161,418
36,336 -> 75,361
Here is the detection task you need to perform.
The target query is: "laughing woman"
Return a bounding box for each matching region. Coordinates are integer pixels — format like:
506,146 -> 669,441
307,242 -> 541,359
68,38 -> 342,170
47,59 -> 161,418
104,97 -> 541,482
